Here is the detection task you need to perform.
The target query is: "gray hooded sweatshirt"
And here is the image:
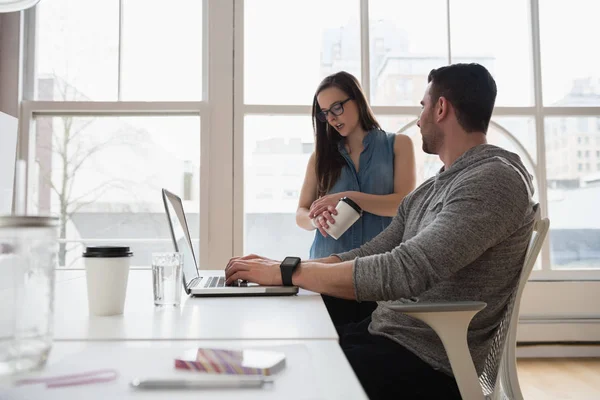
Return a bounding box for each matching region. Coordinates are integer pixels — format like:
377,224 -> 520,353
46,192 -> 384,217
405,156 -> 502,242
336,144 -> 536,377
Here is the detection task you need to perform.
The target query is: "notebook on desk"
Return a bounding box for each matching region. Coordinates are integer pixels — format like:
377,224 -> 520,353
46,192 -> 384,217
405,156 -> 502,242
162,189 -> 298,297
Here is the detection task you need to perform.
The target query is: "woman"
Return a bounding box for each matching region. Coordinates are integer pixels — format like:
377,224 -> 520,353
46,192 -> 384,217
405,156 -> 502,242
296,71 -> 416,327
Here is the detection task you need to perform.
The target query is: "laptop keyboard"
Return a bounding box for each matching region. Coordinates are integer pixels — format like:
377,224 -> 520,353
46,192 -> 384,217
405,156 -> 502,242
204,276 -> 226,288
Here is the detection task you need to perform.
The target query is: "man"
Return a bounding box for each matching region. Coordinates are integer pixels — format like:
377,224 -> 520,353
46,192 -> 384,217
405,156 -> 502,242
226,63 -> 535,400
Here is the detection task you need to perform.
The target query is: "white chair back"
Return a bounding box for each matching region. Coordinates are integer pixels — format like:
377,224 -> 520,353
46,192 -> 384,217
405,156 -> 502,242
478,205 -> 550,399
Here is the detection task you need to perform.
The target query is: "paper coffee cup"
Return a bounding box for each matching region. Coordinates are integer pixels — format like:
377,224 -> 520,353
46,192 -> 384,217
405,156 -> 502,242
324,197 -> 362,240
82,246 -> 133,316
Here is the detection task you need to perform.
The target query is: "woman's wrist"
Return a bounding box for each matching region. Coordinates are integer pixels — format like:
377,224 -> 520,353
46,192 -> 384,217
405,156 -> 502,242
339,191 -> 352,200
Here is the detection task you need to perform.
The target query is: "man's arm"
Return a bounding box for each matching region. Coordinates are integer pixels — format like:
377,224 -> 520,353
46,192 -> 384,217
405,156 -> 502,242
293,260 -> 356,299
294,164 -> 531,301
351,164 -> 531,301
225,164 -> 531,301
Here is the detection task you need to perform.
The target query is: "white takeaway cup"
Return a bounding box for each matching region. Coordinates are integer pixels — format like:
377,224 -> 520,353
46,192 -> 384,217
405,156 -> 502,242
323,197 -> 363,240
82,246 -> 133,316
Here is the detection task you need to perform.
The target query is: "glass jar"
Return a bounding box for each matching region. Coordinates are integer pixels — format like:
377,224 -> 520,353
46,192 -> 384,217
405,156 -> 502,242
0,216 -> 59,375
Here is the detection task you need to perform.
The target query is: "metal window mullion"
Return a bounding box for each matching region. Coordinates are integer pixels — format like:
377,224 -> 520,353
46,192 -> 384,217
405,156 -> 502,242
117,0 -> 124,100
23,100 -> 207,114
23,6 -> 36,101
199,0 -> 210,264
446,0 -> 452,64
205,0 -> 234,267
199,109 -> 210,268
529,269 -> 600,281
16,102 -> 33,214
360,0 -> 370,99
529,0 -> 551,273
242,105 -> 541,117
543,107 -> 600,117
243,104 -> 311,115
202,0 -> 209,101
233,0 -> 244,256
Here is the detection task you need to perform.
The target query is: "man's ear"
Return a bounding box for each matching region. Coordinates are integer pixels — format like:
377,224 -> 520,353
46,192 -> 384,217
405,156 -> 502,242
436,96 -> 450,123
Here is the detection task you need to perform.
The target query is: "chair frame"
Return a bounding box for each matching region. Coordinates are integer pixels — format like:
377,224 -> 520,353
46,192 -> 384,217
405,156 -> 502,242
389,208 -> 549,400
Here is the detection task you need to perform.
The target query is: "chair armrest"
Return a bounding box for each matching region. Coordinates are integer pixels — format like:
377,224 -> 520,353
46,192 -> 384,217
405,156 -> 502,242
387,301 -> 487,314
388,301 -> 488,400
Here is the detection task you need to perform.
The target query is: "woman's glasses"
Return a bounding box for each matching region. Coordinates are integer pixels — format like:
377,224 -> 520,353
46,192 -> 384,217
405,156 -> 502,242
316,98 -> 353,122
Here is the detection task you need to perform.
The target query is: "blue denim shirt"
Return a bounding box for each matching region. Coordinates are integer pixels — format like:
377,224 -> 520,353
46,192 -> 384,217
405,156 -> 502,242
309,128 -> 396,259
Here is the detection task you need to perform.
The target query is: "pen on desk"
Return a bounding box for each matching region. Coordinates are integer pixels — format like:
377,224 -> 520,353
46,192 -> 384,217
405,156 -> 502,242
130,377 -> 270,390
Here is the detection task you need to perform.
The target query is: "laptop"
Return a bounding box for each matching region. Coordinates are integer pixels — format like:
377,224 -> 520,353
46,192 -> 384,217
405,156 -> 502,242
162,188 -> 298,297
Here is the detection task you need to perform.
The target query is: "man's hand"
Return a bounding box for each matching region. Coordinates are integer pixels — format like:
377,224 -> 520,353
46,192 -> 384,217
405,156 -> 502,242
225,254 -> 282,286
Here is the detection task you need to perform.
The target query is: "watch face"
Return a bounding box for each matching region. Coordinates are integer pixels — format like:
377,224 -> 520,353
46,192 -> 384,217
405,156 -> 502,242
282,257 -> 298,267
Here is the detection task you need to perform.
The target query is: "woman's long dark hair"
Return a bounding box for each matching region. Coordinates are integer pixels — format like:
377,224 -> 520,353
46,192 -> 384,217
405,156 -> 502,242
312,71 -> 380,197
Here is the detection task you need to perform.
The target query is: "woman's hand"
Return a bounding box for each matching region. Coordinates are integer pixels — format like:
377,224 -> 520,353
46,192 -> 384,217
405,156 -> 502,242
311,208 -> 337,237
225,254 -> 282,286
309,194 -> 343,237
309,193 -> 343,219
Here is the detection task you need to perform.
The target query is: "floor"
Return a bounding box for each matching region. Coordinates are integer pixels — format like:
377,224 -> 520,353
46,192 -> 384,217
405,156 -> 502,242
517,358 -> 600,399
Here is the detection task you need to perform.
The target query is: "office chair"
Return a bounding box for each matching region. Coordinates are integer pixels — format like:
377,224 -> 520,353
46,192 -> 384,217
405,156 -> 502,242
389,205 -> 549,399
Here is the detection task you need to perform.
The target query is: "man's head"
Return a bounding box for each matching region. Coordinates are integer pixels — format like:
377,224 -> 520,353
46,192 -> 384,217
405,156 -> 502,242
417,63 -> 497,155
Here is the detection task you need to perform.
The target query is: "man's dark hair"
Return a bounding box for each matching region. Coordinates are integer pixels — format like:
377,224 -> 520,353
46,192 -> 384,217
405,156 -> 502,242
427,63 -> 497,133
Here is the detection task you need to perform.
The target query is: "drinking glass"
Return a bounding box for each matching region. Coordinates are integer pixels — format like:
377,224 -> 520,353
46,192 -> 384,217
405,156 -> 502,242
0,216 -> 58,375
152,252 -> 183,306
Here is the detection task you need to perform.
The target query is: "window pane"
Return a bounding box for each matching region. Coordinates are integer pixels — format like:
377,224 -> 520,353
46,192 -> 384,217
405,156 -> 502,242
244,116 -> 315,259
36,0 -> 119,101
33,116 -> 201,268
545,118 -> 600,270
540,1 -> 600,106
244,0 -> 360,105
492,117 -> 537,167
369,0 -> 448,106
450,0 -> 533,106
121,0 -> 203,101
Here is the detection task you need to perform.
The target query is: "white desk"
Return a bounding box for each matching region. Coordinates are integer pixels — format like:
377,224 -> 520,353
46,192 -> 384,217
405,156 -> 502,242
0,340 -> 368,399
54,270 -> 338,341
0,269 -> 369,399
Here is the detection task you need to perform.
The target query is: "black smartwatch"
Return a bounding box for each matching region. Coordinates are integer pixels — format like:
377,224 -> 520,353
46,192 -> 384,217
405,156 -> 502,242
280,256 -> 301,286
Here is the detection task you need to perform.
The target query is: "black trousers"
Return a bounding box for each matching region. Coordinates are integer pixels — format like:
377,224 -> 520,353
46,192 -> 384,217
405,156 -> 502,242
338,317 -> 462,400
322,294 -> 377,326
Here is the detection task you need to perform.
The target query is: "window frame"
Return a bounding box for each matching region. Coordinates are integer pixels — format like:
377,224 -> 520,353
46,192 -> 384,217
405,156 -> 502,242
13,0 -> 600,279
18,0 -> 235,270
8,0 -> 600,343
233,0 -> 600,281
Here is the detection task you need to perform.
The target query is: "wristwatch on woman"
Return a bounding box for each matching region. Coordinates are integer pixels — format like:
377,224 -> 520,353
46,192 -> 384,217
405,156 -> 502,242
279,257 -> 301,286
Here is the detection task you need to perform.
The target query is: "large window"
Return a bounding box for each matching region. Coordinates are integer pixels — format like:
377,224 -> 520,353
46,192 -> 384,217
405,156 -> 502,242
241,0 -> 361,257
237,0 -> 600,281
32,115 -> 200,268
545,117 -> 600,271
35,0 -> 203,101
22,0 -> 209,268
540,0 -> 600,107
17,0 -> 600,281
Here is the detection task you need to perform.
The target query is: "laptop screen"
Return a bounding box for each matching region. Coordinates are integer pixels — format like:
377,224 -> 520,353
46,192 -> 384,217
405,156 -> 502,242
162,189 -> 199,289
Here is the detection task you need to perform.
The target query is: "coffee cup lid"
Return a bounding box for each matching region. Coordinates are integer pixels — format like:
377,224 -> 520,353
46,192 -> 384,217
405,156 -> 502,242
340,197 -> 362,215
82,246 -> 133,258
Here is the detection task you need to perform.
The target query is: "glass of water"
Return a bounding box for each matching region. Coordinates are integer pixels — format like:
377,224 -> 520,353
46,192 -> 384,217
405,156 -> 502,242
152,252 -> 183,307
0,216 -> 59,376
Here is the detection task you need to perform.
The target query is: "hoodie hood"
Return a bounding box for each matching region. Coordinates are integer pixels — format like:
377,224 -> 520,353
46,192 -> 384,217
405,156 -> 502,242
436,144 -> 535,197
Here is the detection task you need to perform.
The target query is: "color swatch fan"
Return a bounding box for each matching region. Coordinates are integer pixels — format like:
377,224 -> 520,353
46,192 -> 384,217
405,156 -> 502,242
175,348 -> 286,376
